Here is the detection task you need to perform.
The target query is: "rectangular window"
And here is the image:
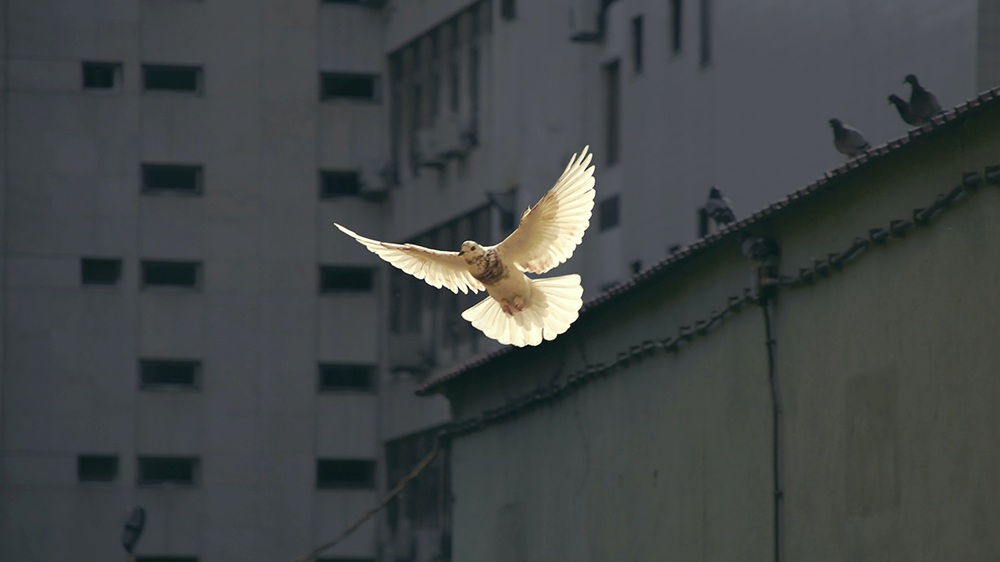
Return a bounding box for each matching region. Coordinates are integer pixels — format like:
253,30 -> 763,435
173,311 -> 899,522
319,266 -> 375,293
316,459 -> 376,489
319,170 -> 362,198
389,53 -> 403,183
81,258 -> 122,285
143,64 -> 202,93
603,60 -> 621,166
137,456 -> 199,486
142,164 -> 203,195
468,8 -> 481,138
631,16 -> 643,73
319,364 -> 376,392
320,72 -> 380,100
500,0 -> 515,20
448,20 -> 460,113
699,0 -> 711,67
78,454 -> 119,482
599,194 -> 620,231
140,359 -> 201,389
429,32 -> 441,119
82,62 -> 121,90
141,261 -> 201,289
670,0 -> 683,54
136,557 -> 199,562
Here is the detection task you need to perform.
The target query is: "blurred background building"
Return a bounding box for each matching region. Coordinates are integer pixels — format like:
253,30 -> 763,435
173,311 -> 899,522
0,0 -> 995,561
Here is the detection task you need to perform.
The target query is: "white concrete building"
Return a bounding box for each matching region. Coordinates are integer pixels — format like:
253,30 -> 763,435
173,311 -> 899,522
1,0 -> 997,561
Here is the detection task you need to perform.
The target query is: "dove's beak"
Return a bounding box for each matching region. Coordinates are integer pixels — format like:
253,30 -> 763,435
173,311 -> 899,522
457,250 -> 465,256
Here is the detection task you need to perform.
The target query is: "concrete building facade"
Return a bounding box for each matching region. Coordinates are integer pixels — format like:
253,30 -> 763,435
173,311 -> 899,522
1,1 -> 389,560
421,90 -> 1000,561
2,0 -> 999,561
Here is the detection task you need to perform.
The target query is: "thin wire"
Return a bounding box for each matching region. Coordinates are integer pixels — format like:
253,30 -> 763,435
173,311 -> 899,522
288,437 -> 442,562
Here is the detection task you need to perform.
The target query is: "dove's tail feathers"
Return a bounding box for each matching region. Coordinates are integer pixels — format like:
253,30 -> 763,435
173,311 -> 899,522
461,274 -> 584,347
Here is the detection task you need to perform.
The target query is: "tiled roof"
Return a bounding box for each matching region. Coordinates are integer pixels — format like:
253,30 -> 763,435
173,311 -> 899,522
416,85 -> 1000,396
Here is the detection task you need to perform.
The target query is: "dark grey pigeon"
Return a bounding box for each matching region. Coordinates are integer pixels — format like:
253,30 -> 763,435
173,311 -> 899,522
829,118 -> 870,157
904,74 -> 942,124
705,187 -> 736,225
888,94 -> 923,126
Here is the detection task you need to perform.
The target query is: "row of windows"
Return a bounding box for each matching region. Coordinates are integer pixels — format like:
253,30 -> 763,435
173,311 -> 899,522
77,455 -> 376,489
628,0 -> 712,75
81,259 -> 376,293
131,556 -> 369,562
132,359 -> 375,392
135,552 -> 375,562
81,61 -> 379,101
606,1 -> 713,166
135,163 -> 377,199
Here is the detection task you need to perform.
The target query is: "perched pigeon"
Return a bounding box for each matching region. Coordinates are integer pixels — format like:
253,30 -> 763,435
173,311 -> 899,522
888,94 -> 922,126
829,118 -> 870,157
904,74 -> 942,124
336,147 -> 596,347
705,187 -> 736,225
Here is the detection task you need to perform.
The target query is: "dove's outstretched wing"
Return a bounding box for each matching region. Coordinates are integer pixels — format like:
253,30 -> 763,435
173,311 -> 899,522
335,224 -> 485,294
497,146 -> 596,274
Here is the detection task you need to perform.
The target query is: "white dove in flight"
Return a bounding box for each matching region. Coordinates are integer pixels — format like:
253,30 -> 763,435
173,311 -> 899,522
335,146 -> 596,347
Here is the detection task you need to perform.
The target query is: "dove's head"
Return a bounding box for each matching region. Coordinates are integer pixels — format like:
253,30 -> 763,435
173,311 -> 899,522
904,74 -> 919,86
459,241 -> 485,262
709,187 -> 721,198
828,118 -> 842,129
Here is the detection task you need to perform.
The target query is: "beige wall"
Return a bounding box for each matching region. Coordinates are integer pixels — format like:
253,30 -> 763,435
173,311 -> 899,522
441,102 -> 1000,561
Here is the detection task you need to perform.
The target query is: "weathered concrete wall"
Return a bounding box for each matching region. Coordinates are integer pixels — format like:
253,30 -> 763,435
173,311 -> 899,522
442,102 -> 1000,561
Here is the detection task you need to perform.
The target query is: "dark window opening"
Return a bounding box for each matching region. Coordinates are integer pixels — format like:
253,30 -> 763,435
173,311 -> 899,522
599,194 -> 620,231
631,16 -> 644,73
142,164 -> 203,194
137,457 -> 199,486
316,459 -> 376,489
78,455 -> 119,482
81,258 -> 122,285
448,20 -> 460,113
143,65 -> 201,92
700,0 -> 712,67
82,62 -> 121,90
141,261 -> 201,288
320,170 -> 362,198
500,0 -> 516,20
604,60 -> 621,166
140,359 -> 200,389
319,364 -> 375,392
469,8 -> 481,139
429,32 -> 441,119
670,0 -> 683,54
320,266 -> 375,293
320,72 -> 379,100
389,53 -> 403,184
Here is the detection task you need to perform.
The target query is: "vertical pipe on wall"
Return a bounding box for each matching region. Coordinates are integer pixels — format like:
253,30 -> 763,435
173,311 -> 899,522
761,300 -> 784,562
